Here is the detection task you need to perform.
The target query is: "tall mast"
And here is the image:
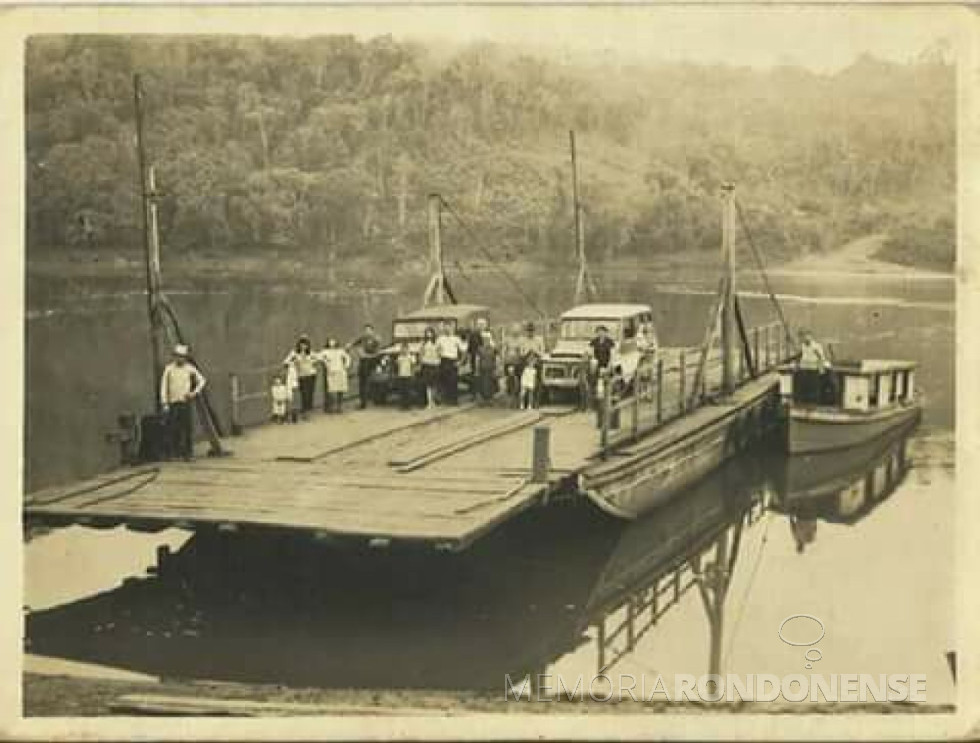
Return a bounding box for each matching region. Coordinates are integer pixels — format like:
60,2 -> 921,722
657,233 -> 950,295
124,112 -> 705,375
570,130 -> 583,264
134,73 -> 164,412
422,193 -> 446,307
720,183 -> 736,395
570,130 -> 595,304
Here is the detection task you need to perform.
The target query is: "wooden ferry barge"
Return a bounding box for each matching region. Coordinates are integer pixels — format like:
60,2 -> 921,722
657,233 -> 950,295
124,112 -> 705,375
24,182 -> 793,549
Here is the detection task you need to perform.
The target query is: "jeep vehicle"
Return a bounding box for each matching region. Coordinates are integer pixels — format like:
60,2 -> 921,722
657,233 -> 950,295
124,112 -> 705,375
540,303 -> 658,403
370,303 -> 491,404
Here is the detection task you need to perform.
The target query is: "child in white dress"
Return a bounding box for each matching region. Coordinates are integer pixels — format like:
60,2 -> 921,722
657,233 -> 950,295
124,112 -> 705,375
520,353 -> 538,410
270,374 -> 290,423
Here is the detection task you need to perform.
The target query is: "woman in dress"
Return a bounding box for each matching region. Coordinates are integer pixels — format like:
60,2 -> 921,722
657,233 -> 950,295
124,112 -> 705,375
319,337 -> 352,413
418,326 -> 441,409
283,334 -> 318,419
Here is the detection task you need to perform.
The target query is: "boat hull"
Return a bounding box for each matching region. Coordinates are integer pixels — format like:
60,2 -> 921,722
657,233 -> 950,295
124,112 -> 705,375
581,374 -> 781,520
787,402 -> 921,454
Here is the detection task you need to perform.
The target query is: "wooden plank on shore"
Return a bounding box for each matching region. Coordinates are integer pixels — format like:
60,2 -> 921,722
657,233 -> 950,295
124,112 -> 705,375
108,693 -> 447,717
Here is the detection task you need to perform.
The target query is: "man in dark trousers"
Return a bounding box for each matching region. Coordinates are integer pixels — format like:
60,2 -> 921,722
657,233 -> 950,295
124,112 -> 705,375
348,323 -> 382,409
589,325 -> 616,409
160,344 -> 207,461
589,325 -> 616,371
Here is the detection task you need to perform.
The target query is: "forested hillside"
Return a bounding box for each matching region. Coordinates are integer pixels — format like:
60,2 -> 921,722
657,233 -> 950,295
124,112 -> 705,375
25,35 -> 956,275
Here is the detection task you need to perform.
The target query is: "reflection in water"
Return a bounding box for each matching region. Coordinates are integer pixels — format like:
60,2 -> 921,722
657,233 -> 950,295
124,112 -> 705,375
28,425 -> 923,694
772,420 -> 915,555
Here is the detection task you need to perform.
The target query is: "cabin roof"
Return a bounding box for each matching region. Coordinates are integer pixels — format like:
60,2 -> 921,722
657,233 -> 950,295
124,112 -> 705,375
779,360 -> 917,375
836,360 -> 918,374
396,303 -> 490,322
560,303 -> 652,320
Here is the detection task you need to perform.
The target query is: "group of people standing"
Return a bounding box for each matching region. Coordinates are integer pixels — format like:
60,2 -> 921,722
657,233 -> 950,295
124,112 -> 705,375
271,324 -> 383,422
270,318 -> 553,421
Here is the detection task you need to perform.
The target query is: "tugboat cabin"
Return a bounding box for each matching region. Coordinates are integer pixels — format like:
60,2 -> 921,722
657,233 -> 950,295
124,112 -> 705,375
779,360 -> 917,411
779,360 -> 920,454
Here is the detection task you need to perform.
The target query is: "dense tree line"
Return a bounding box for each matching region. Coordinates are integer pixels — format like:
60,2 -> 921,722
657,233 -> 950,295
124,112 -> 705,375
25,35 -> 955,271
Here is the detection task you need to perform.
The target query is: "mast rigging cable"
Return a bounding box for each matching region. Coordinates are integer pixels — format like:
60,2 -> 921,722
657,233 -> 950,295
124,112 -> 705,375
733,198 -> 795,350
437,196 -> 549,319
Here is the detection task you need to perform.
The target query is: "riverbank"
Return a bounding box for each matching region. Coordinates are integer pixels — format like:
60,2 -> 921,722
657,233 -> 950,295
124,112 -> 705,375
23,673 -> 953,717
768,234 -> 953,281
26,233 -> 954,310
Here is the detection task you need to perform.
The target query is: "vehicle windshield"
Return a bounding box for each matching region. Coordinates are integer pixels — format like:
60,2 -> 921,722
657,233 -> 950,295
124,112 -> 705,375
393,319 -> 455,340
560,319 -> 621,341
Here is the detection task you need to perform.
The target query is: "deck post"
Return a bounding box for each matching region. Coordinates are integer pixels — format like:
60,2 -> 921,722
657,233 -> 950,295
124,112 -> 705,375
679,349 -> 687,413
765,324 -> 772,369
155,544 -> 172,580
626,597 -> 636,650
631,385 -> 640,441
738,337 -> 745,381
651,587 -> 659,624
229,373 -> 242,435
656,357 -> 664,425
701,347 -> 708,400
597,619 -> 607,673
752,327 -> 760,375
599,371 -> 612,456
531,425 -> 551,484
673,569 -> 681,602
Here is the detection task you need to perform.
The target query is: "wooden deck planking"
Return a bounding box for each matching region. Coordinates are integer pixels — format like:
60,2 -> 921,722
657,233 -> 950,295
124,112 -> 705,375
28,472 -> 526,515
28,484 -> 544,543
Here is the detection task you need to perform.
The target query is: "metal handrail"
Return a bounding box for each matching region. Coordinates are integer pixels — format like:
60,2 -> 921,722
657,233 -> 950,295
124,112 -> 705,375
598,321 -> 787,456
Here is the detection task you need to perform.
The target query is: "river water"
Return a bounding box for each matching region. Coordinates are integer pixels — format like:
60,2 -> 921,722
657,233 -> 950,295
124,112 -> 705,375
24,266 -> 956,708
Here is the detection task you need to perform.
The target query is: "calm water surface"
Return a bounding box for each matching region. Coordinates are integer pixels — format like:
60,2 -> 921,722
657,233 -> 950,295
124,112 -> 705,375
24,267 -> 956,706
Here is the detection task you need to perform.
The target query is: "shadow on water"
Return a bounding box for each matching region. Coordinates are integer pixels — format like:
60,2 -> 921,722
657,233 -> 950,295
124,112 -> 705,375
26,423 -> 920,691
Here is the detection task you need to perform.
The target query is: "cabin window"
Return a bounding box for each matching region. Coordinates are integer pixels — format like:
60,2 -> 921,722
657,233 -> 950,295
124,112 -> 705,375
623,318 -> 638,339
890,372 -> 898,402
869,374 -> 880,407
843,374 -> 870,411
792,369 -> 841,405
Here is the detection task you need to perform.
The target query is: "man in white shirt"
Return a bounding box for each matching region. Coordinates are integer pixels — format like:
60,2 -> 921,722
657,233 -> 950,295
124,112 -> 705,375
436,323 -> 468,405
798,330 -> 830,371
160,344 -> 207,460
797,329 -> 832,402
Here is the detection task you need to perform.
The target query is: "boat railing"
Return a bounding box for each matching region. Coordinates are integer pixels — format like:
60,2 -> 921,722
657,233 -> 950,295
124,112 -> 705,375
228,363 -> 361,435
599,321 -> 788,455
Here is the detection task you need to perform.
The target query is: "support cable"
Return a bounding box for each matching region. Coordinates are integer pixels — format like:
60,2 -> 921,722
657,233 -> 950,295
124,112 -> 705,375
733,198 -> 795,351
437,196 -> 549,320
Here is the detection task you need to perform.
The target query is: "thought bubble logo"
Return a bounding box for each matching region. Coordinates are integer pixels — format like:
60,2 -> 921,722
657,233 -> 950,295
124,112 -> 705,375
778,614 -> 825,669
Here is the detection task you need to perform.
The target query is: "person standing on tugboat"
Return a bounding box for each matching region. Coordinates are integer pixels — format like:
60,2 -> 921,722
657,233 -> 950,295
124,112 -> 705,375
797,329 -> 833,402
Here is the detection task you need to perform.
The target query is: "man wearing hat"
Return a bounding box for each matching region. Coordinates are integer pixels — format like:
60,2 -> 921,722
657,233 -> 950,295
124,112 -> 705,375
160,344 -> 207,461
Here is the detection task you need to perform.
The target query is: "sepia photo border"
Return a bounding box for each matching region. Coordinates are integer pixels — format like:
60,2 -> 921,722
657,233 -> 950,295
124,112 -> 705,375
1,3 -> 977,739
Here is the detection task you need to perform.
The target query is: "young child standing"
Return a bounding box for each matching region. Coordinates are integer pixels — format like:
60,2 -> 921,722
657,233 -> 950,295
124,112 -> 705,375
270,374 -> 290,423
395,343 -> 416,409
520,352 -> 539,410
